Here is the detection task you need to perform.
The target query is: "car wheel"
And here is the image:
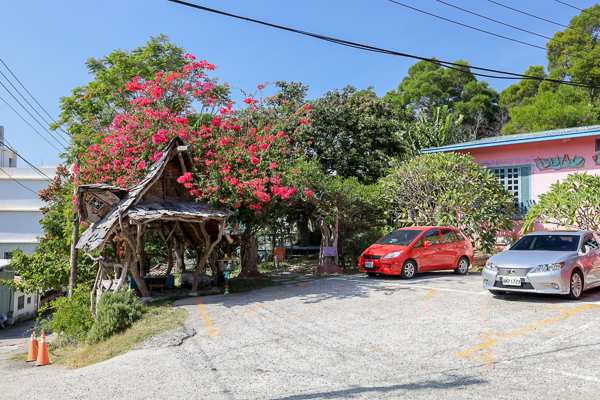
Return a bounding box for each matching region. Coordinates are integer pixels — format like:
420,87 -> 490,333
489,290 -> 506,295
454,257 -> 469,275
567,270 -> 584,300
400,260 -> 417,279
366,272 -> 377,277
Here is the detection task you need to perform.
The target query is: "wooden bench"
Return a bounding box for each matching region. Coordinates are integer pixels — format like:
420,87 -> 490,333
148,284 -> 165,295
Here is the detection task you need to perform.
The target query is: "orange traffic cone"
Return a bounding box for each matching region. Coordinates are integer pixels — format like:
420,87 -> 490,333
26,331 -> 38,362
35,333 -> 49,366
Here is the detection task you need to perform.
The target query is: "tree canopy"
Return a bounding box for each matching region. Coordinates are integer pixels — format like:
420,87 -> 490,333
381,152 -> 516,251
384,59 -> 500,139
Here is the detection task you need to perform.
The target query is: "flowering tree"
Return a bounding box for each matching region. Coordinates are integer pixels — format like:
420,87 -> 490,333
75,55 -> 306,273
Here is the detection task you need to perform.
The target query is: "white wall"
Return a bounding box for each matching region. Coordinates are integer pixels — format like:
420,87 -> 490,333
0,158 -> 56,259
12,290 -> 39,322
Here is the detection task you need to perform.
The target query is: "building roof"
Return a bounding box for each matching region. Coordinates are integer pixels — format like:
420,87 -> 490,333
421,125 -> 600,153
127,201 -> 233,223
76,137 -> 233,252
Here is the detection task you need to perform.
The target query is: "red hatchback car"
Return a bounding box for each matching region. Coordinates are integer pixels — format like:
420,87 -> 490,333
358,226 -> 474,278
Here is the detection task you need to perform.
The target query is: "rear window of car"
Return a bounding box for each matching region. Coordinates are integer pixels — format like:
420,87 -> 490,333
454,231 -> 466,241
510,235 -> 579,251
440,229 -> 456,243
376,230 -> 423,246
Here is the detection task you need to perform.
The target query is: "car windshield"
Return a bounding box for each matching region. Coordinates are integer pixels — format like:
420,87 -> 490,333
376,230 -> 422,246
510,235 -> 579,251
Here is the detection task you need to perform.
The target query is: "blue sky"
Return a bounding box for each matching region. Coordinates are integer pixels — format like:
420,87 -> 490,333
0,0 -> 593,167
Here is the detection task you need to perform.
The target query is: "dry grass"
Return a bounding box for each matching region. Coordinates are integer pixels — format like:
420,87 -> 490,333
11,298 -> 187,369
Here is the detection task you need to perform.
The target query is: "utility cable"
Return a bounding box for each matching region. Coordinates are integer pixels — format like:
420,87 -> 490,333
389,0 -> 545,51
487,0 -> 588,35
167,0 -> 598,88
0,58 -> 70,137
2,139 -> 54,182
555,0 -> 600,19
435,0 -> 600,59
0,80 -> 68,147
0,166 -> 40,195
0,93 -> 62,152
0,68 -> 67,139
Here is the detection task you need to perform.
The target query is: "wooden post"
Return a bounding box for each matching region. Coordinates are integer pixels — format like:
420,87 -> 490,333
69,211 -> 79,298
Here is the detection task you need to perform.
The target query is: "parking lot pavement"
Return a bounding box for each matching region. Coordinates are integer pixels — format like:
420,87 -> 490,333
3,271 -> 600,399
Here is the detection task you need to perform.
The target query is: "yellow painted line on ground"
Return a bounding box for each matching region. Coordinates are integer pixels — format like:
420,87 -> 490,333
242,281 -> 313,316
275,281 -> 311,299
454,303 -> 596,360
413,289 -> 435,321
288,281 -> 352,320
194,297 -> 217,338
3,388 -> 25,396
348,286 -> 389,323
244,304 -> 266,314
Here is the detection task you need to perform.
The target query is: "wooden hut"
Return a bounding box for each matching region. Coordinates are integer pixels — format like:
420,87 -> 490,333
76,137 -> 234,311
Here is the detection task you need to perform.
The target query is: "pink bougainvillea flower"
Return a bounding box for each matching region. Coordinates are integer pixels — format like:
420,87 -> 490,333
269,163 -> 277,169
251,157 -> 259,165
137,161 -> 146,170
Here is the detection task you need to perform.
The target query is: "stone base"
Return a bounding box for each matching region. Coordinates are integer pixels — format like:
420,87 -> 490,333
188,292 -> 198,297
237,270 -> 263,278
314,264 -> 343,274
140,297 -> 155,303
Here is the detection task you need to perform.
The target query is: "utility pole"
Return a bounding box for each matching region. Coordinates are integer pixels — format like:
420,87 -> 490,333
69,211 -> 79,298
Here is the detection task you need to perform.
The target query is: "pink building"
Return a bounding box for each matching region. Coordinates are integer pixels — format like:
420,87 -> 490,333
422,125 -> 600,221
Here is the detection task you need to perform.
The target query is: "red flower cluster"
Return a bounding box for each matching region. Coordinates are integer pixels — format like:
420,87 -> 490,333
75,55 -> 309,215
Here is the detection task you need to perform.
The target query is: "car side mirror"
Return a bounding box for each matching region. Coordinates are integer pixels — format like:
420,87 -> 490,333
422,241 -> 431,248
579,245 -> 592,256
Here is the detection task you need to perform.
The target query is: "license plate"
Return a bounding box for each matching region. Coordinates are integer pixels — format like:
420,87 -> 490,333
502,277 -> 521,286
365,261 -> 373,268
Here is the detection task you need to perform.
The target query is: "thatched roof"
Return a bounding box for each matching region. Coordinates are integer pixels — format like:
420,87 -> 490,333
76,136 -> 233,252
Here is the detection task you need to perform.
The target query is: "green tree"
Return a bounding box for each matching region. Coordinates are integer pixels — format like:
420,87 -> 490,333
522,172 -> 600,232
296,86 -> 404,183
381,152 -> 515,251
51,35 -> 226,164
290,161 -> 386,267
397,105 -> 465,158
384,59 -> 500,139
502,84 -> 598,134
546,4 -> 600,103
501,6 -> 600,134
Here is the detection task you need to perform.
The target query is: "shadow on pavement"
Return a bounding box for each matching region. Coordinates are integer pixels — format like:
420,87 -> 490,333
273,376 -> 487,399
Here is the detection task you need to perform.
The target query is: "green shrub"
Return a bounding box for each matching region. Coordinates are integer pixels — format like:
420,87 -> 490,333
341,226 -> 393,269
37,286 -> 94,342
87,291 -> 142,344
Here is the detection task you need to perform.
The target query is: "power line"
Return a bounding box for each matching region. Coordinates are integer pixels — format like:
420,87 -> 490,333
389,0 -> 546,51
2,139 -> 54,182
435,0 -> 600,59
0,93 -> 62,152
0,80 -> 68,147
0,58 -> 70,137
487,0 -> 587,35
0,167 -> 40,195
555,0 -> 600,19
167,0 -> 598,89
0,68 -> 66,139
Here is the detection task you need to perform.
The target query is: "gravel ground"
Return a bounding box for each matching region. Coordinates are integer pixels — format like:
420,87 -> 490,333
2,271 -> 600,399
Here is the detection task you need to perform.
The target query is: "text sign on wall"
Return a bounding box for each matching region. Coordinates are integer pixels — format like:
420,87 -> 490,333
322,247 -> 337,257
534,154 -> 584,171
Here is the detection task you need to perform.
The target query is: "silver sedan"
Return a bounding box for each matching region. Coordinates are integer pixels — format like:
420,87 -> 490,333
482,231 -> 600,300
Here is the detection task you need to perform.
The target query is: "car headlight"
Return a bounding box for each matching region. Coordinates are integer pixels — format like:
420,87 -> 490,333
529,263 -> 565,274
484,261 -> 498,272
383,251 -> 403,259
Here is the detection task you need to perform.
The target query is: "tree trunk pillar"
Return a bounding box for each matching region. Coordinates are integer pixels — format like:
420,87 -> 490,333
69,212 -> 79,298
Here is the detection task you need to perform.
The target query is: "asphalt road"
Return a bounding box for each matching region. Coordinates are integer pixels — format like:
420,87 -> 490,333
3,271 -> 600,399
